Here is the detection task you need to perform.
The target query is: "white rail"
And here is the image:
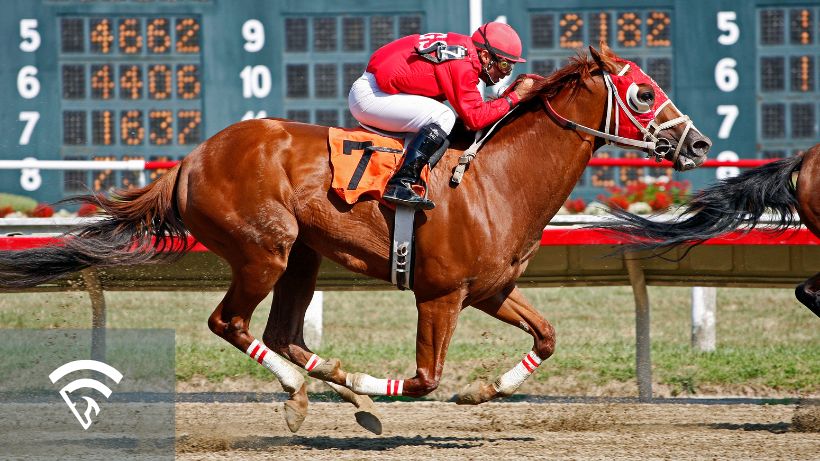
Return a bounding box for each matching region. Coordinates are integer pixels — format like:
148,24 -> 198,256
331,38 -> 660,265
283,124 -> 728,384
0,159 -> 147,170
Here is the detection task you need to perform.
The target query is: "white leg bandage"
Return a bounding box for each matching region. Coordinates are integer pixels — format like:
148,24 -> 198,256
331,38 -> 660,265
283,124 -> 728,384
246,339 -> 303,393
346,372 -> 403,396
304,354 -> 324,372
303,354 -> 357,396
492,351 -> 542,396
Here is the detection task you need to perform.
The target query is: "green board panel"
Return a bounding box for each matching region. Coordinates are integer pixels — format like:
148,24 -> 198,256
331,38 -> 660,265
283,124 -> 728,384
0,0 -> 817,204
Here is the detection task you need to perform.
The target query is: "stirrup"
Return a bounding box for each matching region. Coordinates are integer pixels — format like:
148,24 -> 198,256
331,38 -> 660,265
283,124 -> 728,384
384,195 -> 435,211
383,186 -> 435,210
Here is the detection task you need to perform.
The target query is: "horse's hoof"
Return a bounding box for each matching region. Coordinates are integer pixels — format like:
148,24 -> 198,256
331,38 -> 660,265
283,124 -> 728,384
355,410 -> 383,435
283,383 -> 309,433
308,358 -> 345,383
324,381 -> 383,434
452,381 -> 497,405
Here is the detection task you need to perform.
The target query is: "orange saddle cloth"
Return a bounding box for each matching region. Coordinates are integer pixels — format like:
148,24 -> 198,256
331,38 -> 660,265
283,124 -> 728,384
328,127 -> 429,205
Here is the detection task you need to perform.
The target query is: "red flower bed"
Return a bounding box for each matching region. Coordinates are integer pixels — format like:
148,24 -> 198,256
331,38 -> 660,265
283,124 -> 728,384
77,203 -> 101,217
30,203 -> 54,218
563,197 -> 586,213
563,180 -> 691,214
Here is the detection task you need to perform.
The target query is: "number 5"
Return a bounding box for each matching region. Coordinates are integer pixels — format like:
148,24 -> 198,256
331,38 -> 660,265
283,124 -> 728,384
717,11 -> 739,46
20,19 -> 40,52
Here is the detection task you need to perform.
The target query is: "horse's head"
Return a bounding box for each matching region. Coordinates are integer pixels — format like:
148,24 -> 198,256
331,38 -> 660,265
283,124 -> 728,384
584,45 -> 712,171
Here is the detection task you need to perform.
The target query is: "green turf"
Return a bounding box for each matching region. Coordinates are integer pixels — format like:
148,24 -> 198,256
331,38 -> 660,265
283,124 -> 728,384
1,286 -> 817,397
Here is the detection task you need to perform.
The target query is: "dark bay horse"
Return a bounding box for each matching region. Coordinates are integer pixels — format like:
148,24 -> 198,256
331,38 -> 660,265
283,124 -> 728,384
0,45 -> 711,432
602,143 -> 820,318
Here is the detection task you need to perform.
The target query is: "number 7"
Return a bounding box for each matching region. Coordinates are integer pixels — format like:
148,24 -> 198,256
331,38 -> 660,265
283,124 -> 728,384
19,111 -> 40,145
716,105 -> 738,139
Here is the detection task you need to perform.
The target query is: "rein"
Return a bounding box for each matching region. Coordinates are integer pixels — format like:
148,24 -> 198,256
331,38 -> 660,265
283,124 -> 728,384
449,64 -> 698,185
450,107 -> 516,185
541,66 -> 695,164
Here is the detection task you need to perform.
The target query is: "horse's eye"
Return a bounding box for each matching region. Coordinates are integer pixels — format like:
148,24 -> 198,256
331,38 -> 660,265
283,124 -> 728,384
626,83 -> 652,114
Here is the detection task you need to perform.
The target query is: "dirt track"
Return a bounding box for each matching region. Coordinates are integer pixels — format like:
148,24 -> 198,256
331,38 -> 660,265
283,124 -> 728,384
176,400 -> 820,460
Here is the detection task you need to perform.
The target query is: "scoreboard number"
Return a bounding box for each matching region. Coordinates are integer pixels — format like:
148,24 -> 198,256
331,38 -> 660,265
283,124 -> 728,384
242,19 -> 265,52
716,104 -> 739,139
716,11 -> 739,45
714,57 -> 739,92
17,66 -> 40,99
18,19 -> 41,150
242,110 -> 268,120
240,19 -> 269,120
18,111 -> 40,145
19,19 -> 41,52
240,65 -> 272,98
715,11 -> 740,180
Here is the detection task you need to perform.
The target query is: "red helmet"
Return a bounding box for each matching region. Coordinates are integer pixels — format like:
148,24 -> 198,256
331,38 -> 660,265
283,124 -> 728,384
471,22 -> 526,63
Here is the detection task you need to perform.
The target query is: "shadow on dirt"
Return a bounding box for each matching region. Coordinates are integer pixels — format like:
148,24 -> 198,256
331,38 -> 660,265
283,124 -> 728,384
708,422 -> 790,434
178,434 -> 536,452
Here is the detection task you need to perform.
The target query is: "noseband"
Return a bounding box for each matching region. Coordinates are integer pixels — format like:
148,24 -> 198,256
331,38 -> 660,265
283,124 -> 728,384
542,66 -> 697,164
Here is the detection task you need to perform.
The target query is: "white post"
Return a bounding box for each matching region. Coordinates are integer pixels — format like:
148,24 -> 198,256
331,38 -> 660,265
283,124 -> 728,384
303,291 -> 323,349
469,0 -> 482,32
691,287 -> 716,352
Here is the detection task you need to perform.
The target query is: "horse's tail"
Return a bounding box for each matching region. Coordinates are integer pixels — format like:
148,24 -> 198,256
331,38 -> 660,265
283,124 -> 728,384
601,155 -> 804,252
0,163 -> 190,288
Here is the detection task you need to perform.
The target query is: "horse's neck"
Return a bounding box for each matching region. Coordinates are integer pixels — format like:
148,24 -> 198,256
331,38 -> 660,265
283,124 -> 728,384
474,89 -> 603,231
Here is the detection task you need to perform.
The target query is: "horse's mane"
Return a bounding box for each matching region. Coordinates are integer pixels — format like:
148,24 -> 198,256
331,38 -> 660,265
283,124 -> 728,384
448,46 -> 620,147
524,45 -> 620,101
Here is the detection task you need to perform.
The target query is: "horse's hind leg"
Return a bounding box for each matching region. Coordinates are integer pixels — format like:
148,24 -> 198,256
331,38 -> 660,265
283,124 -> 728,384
454,285 -> 556,404
309,289 -> 466,398
208,245 -> 309,432
796,272 -> 820,318
261,240 -> 382,434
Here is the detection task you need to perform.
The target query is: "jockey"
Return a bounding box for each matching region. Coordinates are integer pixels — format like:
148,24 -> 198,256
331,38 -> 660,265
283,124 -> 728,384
348,22 -> 538,210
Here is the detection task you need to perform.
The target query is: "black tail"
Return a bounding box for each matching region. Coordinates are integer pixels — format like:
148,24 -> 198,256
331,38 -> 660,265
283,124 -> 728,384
601,155 -> 804,253
0,164 -> 191,288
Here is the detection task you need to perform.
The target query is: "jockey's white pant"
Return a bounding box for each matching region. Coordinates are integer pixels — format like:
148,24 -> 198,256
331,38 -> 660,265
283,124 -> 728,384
348,72 -> 457,134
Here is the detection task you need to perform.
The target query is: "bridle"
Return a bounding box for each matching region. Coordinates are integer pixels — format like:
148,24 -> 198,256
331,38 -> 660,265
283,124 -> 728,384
541,64 -> 697,165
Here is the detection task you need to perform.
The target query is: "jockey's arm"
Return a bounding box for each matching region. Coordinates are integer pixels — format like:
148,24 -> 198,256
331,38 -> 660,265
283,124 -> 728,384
436,60 -> 518,132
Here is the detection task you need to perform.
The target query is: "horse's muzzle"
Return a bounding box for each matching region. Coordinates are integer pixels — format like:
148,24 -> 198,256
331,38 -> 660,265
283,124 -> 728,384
675,133 -> 712,171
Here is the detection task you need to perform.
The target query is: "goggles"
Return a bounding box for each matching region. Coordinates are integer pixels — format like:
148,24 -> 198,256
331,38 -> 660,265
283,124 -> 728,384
495,59 -> 514,74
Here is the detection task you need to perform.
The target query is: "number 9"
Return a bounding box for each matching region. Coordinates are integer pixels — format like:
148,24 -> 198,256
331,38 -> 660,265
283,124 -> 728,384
242,19 -> 265,52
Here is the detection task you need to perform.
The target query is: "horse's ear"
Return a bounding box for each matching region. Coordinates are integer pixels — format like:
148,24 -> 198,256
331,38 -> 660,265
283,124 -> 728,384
589,44 -> 616,73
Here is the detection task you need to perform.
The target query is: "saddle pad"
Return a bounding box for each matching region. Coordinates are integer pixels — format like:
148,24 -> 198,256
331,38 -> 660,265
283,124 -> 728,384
328,127 -> 429,205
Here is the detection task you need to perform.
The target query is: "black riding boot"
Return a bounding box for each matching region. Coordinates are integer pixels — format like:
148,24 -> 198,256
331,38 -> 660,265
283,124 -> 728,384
383,123 -> 448,210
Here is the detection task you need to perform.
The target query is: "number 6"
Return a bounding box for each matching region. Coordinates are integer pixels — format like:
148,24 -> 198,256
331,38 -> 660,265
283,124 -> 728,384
715,58 -> 738,92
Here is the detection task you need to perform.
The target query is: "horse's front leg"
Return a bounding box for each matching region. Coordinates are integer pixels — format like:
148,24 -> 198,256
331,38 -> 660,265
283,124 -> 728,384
454,285 -> 556,404
310,289 -> 465,398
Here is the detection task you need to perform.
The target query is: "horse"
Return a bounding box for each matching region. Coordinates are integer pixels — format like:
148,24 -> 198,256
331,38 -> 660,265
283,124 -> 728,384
0,44 -> 711,433
600,143 -> 820,318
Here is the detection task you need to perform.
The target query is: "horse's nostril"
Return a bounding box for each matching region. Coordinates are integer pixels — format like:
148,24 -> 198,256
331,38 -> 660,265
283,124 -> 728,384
692,140 -> 710,154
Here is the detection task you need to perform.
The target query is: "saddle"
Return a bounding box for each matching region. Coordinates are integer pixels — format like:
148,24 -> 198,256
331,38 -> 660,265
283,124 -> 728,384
328,127 -> 432,290
328,127 -> 430,205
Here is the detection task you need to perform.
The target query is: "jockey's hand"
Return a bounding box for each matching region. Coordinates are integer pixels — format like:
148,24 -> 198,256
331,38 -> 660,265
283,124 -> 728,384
513,78 -> 538,102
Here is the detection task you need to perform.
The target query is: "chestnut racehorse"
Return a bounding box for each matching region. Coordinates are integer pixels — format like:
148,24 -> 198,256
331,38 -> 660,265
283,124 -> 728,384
602,143 -> 820,318
0,46 -> 711,432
